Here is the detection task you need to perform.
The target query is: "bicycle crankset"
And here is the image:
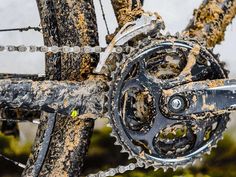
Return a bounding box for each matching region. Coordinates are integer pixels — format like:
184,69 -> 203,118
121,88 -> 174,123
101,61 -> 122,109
108,36 -> 231,170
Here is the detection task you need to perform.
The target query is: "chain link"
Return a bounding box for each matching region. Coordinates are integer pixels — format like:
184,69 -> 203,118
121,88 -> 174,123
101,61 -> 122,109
87,161 -> 144,177
0,45 -> 124,54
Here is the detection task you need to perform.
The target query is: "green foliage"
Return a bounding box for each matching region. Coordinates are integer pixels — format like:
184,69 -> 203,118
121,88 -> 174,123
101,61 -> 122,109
1,127 -> 236,177
0,132 -> 32,156
84,128 -> 236,177
0,132 -> 32,176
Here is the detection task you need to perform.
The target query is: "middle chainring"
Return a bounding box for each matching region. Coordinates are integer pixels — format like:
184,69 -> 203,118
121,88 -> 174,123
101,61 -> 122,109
108,36 -> 230,170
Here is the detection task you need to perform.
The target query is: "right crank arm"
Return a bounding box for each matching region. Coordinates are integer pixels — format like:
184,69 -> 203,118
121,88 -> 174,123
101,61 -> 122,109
162,79 -> 236,119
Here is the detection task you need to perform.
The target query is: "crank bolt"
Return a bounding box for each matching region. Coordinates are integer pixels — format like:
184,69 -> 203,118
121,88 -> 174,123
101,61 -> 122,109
168,95 -> 186,113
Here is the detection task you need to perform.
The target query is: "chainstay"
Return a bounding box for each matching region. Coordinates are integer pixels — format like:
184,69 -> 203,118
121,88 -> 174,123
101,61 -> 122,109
0,45 -> 123,54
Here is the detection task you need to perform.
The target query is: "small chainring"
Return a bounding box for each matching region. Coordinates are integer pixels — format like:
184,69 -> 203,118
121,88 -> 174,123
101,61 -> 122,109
108,36 -> 230,170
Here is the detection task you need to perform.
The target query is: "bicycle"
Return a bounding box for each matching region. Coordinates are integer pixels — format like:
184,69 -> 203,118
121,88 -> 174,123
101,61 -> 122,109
0,0 -> 236,176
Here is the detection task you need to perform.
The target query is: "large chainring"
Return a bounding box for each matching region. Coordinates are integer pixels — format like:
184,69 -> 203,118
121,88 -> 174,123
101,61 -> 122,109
108,36 -> 230,170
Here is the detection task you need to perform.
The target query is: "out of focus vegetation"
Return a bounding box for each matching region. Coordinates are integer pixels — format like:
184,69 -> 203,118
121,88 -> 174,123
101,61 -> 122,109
0,132 -> 31,177
83,127 -> 236,177
1,127 -> 236,177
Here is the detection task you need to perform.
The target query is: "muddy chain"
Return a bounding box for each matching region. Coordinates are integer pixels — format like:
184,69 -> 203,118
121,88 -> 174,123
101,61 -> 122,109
0,44 -> 123,54
87,161 -> 144,177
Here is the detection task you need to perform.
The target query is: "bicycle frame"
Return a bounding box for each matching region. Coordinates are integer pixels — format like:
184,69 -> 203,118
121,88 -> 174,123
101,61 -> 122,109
0,0 -> 236,176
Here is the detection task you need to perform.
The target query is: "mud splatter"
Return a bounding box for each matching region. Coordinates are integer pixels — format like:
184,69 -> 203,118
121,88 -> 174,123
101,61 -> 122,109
111,0 -> 144,27
180,44 -> 200,81
183,0 -> 236,47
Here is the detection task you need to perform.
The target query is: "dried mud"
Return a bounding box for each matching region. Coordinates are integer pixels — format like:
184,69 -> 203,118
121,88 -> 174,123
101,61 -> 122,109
183,0 -> 236,48
111,0 -> 144,27
22,0 -> 101,176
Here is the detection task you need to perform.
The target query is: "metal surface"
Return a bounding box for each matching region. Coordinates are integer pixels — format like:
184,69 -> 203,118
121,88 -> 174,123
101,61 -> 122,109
108,36 -> 229,171
168,96 -> 186,113
0,45 -> 105,54
94,13 -> 164,73
163,79 -> 236,117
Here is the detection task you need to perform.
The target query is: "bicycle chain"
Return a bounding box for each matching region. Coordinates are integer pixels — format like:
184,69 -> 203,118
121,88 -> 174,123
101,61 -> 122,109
87,161 -> 144,177
0,45 -> 122,54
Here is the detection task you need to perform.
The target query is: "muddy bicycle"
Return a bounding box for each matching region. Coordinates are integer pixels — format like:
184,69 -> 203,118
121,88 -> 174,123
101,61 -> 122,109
0,0 -> 236,176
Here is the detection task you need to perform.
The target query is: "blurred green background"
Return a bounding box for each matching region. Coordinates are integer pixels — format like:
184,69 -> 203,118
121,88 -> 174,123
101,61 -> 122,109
1,118 -> 236,177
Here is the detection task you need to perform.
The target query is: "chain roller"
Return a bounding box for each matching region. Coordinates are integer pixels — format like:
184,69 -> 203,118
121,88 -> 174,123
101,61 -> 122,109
87,161 -> 144,177
0,45 -> 117,54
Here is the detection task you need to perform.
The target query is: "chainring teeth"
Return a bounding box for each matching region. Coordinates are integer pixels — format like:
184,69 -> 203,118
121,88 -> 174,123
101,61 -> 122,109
108,35 -> 230,170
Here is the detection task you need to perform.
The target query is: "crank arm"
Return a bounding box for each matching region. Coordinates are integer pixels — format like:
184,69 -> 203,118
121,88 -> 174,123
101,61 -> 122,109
162,79 -> 236,119
94,13 -> 164,73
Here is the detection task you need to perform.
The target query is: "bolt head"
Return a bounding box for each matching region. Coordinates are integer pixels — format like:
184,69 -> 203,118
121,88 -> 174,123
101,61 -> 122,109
171,98 -> 182,110
168,95 -> 186,113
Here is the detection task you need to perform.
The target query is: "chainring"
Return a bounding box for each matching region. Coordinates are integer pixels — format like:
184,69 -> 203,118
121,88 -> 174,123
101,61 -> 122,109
108,35 -> 230,170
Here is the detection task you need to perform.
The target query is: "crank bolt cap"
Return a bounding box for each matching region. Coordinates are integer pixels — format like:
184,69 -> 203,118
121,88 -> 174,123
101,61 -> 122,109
168,95 -> 186,113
